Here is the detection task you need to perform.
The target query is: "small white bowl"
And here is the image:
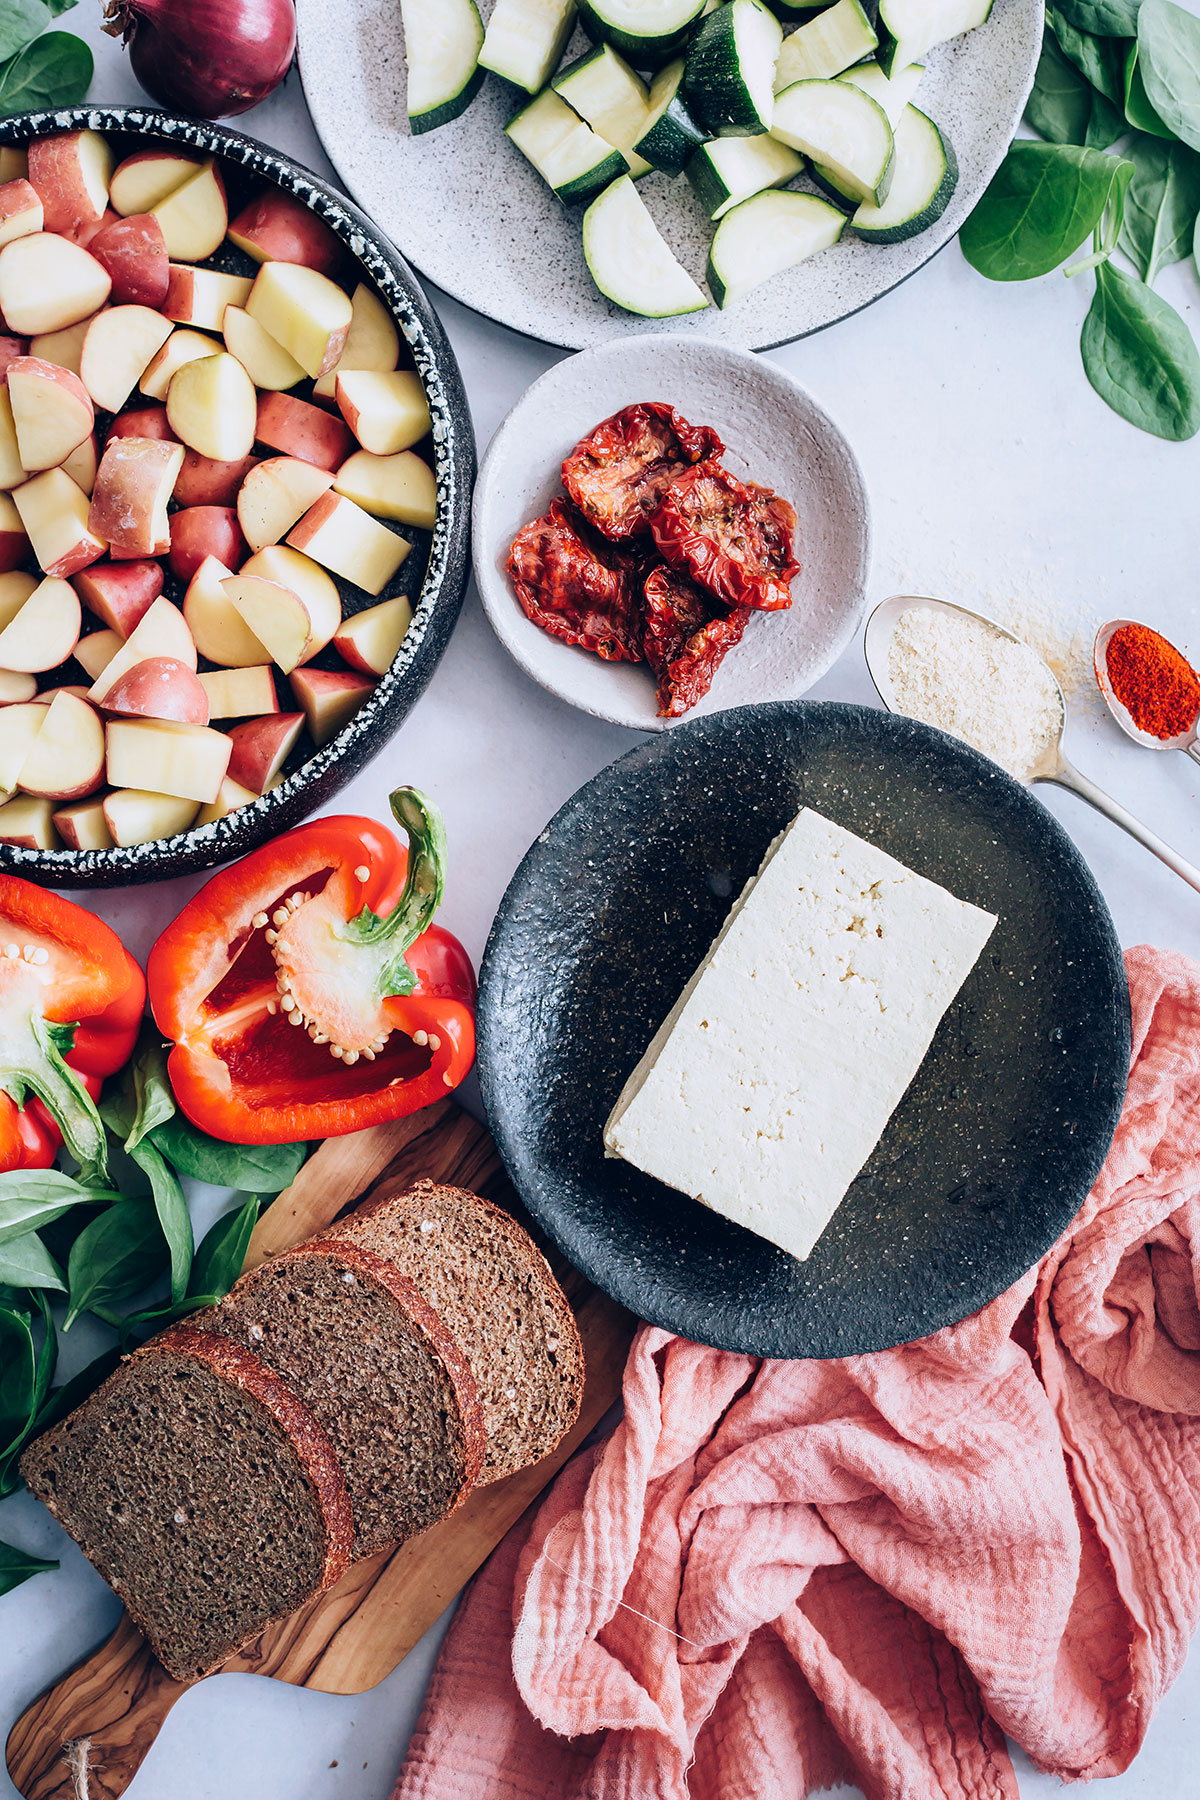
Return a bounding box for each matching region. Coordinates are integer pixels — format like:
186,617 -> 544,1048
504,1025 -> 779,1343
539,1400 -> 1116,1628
472,336 -> 872,732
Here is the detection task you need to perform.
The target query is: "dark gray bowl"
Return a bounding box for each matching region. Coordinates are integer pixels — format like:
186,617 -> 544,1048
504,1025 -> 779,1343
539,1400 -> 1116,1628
0,106 -> 474,888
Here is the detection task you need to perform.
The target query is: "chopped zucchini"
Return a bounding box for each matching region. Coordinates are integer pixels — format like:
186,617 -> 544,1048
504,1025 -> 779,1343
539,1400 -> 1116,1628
506,90 -> 627,203
633,58 -> 707,174
707,188 -> 844,305
555,44 -> 653,176
771,76 -> 894,204
684,0 -> 783,135
686,131 -> 804,218
400,0 -> 485,132
849,103 -> 957,240
773,0 -> 878,91
841,57 -> 923,126
479,0 -> 577,94
875,0 -> 992,78
578,0 -> 709,69
582,174 -> 708,314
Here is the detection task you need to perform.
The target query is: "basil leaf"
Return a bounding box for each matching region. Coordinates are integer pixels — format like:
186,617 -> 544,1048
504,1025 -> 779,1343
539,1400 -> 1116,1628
129,1139 -> 192,1305
187,1197 -> 258,1301
1081,258 -> 1200,436
0,1539 -> 57,1596
0,31 -> 92,113
961,143 -> 1133,279
1125,41 -> 1178,135
149,1116 -> 307,1194
0,0 -> 52,62
1139,0 -> 1200,151
63,1197 -> 166,1329
1047,8 -> 1128,102
1054,0 -> 1142,33
0,1233 -> 64,1293
1118,132 -> 1200,280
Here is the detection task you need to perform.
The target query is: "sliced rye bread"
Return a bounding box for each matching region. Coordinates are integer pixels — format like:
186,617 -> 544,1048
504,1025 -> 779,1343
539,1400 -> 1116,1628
189,1238 -> 485,1556
324,1180 -> 584,1484
20,1325 -> 353,1682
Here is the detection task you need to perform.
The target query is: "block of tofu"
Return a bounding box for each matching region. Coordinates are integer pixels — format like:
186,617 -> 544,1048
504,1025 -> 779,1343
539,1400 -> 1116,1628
604,808 -> 997,1262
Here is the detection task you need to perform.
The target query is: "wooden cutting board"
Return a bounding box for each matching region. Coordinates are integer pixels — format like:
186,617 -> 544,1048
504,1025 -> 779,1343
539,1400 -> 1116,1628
6,1101 -> 636,1800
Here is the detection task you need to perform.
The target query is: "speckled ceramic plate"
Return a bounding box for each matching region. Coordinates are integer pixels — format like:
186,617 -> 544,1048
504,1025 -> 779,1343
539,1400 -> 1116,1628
477,701 -> 1130,1357
473,337 -> 870,729
0,107 -> 474,890
294,0 -> 1041,352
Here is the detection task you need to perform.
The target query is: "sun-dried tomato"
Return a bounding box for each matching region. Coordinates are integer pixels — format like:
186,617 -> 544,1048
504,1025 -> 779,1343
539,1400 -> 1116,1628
507,498 -> 646,663
561,403 -> 725,541
650,460 -> 799,611
642,564 -> 750,718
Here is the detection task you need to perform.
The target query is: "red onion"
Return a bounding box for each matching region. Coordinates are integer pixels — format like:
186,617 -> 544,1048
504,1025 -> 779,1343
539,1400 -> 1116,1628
103,0 -> 297,119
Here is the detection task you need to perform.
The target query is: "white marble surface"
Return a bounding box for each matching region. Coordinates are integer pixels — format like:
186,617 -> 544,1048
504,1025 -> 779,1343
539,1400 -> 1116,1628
4,12 -> 1199,1797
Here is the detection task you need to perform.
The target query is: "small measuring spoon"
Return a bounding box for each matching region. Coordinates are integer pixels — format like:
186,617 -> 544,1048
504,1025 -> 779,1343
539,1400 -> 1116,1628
864,595 -> 1200,896
1094,618 -> 1200,766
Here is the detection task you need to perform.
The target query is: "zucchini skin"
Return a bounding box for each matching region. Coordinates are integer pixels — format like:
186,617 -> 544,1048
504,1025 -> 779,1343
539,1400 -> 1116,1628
684,5 -> 773,135
684,145 -> 733,215
850,117 -> 958,240
578,0 -> 707,69
410,65 -> 486,134
636,92 -> 707,173
807,162 -> 859,210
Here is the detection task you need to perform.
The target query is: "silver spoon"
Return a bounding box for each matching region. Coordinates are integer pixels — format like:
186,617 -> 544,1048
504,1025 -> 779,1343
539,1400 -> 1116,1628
864,595 -> 1200,896
1093,618 -> 1200,766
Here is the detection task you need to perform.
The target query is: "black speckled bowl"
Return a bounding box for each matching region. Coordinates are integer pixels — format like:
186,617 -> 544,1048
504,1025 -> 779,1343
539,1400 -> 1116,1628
477,701 -> 1131,1358
0,106 -> 474,888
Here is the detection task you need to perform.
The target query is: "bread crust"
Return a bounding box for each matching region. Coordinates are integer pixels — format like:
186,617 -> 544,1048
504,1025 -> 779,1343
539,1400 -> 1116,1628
273,1238 -> 487,1510
329,1179 -> 585,1481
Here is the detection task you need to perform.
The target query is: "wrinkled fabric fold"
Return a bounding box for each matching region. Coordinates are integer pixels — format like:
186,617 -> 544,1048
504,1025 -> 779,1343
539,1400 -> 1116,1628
394,946 -> 1200,1800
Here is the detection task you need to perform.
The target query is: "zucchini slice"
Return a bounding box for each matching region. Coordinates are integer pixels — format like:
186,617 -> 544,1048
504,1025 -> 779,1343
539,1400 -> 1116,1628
773,0 -> 878,91
633,58 -> 707,174
686,132 -> 804,219
875,0 -> 992,78
555,44 -> 653,176
849,103 -> 957,241
841,57 -> 924,126
684,0 -> 783,136
578,0 -> 708,69
582,174 -> 709,314
771,77 -> 894,204
707,188 -> 844,306
479,0 -> 577,94
400,0 -> 485,133
506,90 -> 627,203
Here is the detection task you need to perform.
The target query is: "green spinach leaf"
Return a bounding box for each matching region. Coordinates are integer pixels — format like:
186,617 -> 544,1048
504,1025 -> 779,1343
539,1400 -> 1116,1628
130,1138 -> 192,1305
0,31 -> 92,113
1119,132 -> 1200,279
1028,31 -> 1124,145
187,1197 -> 258,1301
1125,40 -> 1178,135
0,1169 -> 118,1247
1081,257 -> 1200,436
0,0 -> 52,63
63,1197 -> 166,1329
0,1233 -> 64,1293
149,1116 -> 307,1194
961,142 -> 1133,279
1138,0 -> 1200,151
0,1307 -> 35,1466
0,1538 -> 57,1596
1047,8 -> 1128,102
1055,0 -> 1142,34
41,0 -> 79,14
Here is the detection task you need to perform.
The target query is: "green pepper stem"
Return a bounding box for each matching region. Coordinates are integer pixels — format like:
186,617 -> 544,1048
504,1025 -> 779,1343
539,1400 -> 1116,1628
1,1014 -> 109,1185
342,788 -> 447,997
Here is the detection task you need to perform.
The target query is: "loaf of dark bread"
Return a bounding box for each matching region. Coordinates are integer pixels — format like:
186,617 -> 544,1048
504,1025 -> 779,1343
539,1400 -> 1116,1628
20,1326 -> 354,1682
325,1180 -> 585,1483
190,1238 -> 485,1556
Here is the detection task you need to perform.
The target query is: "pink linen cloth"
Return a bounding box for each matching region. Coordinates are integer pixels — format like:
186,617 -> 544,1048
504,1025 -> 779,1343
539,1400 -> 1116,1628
394,945 -> 1200,1800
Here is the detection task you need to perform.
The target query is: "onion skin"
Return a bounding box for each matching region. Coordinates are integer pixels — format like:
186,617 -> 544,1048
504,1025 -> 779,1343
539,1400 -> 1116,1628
104,0 -> 297,119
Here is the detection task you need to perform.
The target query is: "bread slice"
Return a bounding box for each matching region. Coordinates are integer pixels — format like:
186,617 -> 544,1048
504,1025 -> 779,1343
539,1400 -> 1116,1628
20,1326 -> 353,1682
191,1238 -> 485,1556
326,1180 -> 584,1484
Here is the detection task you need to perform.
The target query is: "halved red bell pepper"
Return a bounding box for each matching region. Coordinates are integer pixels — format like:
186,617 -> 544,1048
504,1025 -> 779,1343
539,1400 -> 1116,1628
0,877 -> 145,1180
147,787 -> 476,1145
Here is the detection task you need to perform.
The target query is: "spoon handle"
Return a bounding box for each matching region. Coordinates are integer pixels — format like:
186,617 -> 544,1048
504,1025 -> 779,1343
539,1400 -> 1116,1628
1047,759 -> 1200,894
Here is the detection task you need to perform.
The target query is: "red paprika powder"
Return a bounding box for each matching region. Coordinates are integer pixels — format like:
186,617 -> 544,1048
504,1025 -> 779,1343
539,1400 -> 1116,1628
1104,622 -> 1200,740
